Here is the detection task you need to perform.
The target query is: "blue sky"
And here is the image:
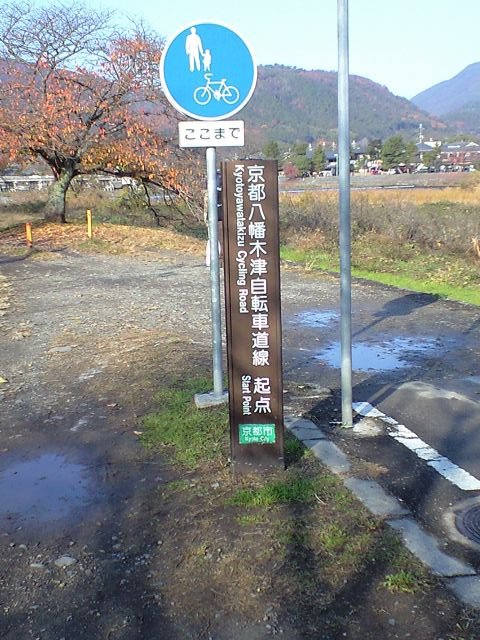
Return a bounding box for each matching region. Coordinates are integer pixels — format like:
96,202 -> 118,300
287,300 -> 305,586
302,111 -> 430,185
98,0 -> 479,99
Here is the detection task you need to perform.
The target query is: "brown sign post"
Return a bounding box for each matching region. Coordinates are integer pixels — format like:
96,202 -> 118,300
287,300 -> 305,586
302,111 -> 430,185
222,159 -> 284,473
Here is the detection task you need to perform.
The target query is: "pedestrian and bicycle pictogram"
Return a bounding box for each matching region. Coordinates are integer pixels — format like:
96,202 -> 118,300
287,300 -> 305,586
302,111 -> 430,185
160,22 -> 256,120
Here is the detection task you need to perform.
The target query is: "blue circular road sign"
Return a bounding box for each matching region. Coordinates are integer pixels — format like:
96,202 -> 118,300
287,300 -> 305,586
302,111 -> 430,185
160,22 -> 257,121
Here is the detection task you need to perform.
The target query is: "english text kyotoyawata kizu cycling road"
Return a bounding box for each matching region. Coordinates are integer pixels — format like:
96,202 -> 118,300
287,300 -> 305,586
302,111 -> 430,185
160,22 -> 257,121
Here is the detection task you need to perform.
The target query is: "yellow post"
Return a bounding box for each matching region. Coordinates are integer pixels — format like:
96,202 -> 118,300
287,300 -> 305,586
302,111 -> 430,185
86,209 -> 93,239
25,222 -> 33,247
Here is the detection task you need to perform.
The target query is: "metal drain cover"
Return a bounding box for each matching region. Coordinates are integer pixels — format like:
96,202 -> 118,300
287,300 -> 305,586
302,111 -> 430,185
444,498 -> 480,550
456,504 -> 480,545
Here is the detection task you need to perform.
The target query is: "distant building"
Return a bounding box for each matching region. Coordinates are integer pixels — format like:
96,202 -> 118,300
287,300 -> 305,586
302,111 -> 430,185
416,142 -> 436,160
325,150 -> 337,175
440,141 -> 480,168
0,174 -> 136,192
0,175 -> 54,191
423,139 -> 442,149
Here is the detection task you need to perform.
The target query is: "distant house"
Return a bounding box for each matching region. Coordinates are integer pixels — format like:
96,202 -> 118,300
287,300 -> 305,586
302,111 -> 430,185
440,141 -> 480,168
325,151 -> 337,176
415,139 -> 442,163
416,142 -> 436,160
351,137 -> 369,160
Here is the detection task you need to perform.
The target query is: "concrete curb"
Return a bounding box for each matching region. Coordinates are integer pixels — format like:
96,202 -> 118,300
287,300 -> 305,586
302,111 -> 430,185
344,477 -> 409,519
389,518 -> 476,577
285,415 -> 480,608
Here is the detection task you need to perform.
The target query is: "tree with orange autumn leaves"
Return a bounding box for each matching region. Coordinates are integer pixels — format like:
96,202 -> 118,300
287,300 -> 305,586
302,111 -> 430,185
0,1 -> 203,222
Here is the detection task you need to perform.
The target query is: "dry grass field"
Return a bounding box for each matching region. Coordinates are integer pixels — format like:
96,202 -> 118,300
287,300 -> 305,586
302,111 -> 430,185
1,174 -> 479,303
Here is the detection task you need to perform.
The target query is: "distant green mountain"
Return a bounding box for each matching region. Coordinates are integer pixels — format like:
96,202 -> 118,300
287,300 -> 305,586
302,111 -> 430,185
442,101 -> 480,135
241,65 -> 446,146
412,63 -> 480,117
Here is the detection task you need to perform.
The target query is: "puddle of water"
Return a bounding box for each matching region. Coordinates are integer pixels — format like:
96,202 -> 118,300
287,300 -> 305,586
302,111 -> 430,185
0,453 -> 91,522
315,337 -> 436,372
294,310 -> 339,327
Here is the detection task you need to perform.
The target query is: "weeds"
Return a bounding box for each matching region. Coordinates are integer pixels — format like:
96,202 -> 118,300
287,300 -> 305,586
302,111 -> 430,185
235,513 -> 267,526
280,189 -> 480,257
382,570 -> 424,594
318,522 -> 350,552
228,474 -> 318,507
284,432 -> 307,465
279,182 -> 480,305
281,235 -> 480,305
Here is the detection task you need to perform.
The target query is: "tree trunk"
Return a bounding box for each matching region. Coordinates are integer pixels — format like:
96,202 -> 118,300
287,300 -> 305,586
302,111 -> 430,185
43,167 -> 75,223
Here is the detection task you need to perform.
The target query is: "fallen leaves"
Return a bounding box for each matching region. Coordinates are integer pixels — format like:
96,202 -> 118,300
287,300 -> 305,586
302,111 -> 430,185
0,221 -> 205,258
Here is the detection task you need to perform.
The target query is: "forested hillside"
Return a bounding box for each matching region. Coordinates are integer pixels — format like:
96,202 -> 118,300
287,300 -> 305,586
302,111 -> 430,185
241,65 -> 446,145
442,102 -> 480,135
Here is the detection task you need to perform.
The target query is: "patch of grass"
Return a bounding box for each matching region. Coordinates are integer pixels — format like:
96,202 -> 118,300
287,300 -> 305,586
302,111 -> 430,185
281,243 -> 480,306
318,522 -> 350,552
0,192 -> 47,230
280,186 -> 480,306
381,570 -> 424,594
158,479 -> 191,499
236,513 -> 268,526
228,474 -> 317,507
281,246 -> 336,272
284,432 -> 307,465
351,267 -> 480,306
76,238 -> 122,254
140,371 -> 443,624
0,210 -> 44,231
274,519 -> 309,546
309,473 -> 349,502
368,529 -> 433,594
0,221 -> 205,258
142,377 -> 229,468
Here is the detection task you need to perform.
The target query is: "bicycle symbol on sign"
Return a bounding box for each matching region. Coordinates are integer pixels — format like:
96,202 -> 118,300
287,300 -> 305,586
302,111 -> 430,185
194,74 -> 240,105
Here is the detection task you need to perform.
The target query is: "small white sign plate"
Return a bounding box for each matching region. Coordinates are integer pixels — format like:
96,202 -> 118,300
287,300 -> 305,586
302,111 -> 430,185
178,120 -> 244,147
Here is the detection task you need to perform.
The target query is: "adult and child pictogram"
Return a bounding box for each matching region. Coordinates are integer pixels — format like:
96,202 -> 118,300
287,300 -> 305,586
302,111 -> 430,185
185,26 -> 240,105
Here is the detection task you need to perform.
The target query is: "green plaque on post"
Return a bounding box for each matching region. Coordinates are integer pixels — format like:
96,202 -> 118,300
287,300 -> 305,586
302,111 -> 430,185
239,424 -> 276,445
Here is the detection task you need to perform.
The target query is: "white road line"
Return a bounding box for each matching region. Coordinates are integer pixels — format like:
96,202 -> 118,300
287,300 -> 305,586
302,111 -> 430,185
353,402 -> 480,491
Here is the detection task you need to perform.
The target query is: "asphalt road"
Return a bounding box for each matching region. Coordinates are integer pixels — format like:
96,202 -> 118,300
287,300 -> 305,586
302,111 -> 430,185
282,281 -> 480,482
279,274 -> 480,571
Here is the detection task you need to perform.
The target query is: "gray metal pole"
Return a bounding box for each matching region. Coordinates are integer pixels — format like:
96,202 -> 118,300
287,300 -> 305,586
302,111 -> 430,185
337,0 -> 353,427
206,146 -> 224,397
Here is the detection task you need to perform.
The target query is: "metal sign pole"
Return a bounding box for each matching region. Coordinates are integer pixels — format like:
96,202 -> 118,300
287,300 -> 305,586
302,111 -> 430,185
160,23 -> 256,410
338,0 -> 353,427
207,146 -> 224,398
195,146 -> 227,408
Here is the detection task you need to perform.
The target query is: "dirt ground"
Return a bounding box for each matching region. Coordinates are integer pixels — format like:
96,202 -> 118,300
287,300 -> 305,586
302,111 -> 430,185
1,225 -> 480,639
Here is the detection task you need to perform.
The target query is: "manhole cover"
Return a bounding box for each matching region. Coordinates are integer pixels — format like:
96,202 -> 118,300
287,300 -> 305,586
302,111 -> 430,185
456,504 -> 480,545
445,498 -> 480,550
